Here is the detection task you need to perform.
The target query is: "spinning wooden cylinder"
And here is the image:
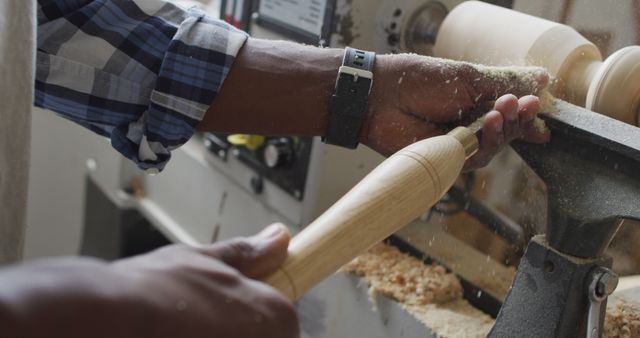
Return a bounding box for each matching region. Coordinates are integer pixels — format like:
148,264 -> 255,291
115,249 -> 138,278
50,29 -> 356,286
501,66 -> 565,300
434,1 -> 640,126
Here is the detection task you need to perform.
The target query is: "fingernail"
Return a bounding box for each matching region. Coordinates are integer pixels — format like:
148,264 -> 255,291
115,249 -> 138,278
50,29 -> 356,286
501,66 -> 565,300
257,224 -> 284,239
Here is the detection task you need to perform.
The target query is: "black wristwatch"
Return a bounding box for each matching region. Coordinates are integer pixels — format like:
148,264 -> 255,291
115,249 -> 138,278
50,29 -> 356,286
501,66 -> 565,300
323,47 -> 376,149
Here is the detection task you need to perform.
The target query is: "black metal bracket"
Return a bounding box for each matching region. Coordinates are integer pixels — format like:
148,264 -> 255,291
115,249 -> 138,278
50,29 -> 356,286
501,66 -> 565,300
512,100 -> 640,258
492,101 -> 640,337
489,236 -> 612,337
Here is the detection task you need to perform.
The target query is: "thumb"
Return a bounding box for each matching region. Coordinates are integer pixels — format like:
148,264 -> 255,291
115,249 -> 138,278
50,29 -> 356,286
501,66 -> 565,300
465,65 -> 549,102
206,223 -> 291,279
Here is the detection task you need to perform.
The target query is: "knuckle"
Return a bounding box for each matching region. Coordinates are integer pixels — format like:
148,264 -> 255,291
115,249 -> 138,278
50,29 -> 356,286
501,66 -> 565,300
222,238 -> 257,261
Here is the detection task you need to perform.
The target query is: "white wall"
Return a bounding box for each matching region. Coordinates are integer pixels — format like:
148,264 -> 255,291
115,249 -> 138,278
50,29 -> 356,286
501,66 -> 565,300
24,108 -> 108,259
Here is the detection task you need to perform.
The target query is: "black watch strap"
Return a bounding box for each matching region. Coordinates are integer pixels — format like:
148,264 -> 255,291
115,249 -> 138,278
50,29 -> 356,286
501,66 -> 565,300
323,47 -> 375,149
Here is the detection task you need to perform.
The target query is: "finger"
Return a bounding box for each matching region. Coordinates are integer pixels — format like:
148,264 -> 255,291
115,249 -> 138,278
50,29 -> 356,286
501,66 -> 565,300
493,94 -> 519,140
518,95 -> 551,143
204,223 -> 291,279
521,119 -> 551,143
463,110 -> 504,171
517,95 -> 539,124
465,65 -> 549,102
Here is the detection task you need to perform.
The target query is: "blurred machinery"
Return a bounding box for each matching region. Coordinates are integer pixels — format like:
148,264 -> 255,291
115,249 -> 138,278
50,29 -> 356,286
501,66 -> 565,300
81,1 -> 640,337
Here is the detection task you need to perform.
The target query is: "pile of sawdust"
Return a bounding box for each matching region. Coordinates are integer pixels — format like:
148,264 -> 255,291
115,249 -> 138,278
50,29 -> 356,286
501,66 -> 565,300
342,243 -> 462,306
605,300 -> 640,338
405,300 -> 494,338
343,243 -> 640,338
342,243 -> 493,337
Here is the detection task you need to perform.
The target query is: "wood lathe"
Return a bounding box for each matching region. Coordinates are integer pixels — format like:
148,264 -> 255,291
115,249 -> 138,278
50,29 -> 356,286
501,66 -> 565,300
434,1 -> 640,127
261,2 -> 640,337
80,2 -> 640,337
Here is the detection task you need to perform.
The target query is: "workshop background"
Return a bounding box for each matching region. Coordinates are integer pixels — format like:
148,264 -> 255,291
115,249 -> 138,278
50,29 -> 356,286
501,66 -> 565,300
25,1 -> 640,337
27,0 -> 640,260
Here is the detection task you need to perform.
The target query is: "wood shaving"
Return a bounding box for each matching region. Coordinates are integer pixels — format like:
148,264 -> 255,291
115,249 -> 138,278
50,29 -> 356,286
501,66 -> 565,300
342,243 -> 462,306
532,89 -> 557,135
605,300 -> 640,338
342,243 -> 492,337
404,300 -> 494,338
343,243 -> 640,338
533,117 -> 548,135
538,89 -> 558,113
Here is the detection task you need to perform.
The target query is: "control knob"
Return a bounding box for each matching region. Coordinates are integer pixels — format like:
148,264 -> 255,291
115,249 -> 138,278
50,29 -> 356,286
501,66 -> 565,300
264,138 -> 294,169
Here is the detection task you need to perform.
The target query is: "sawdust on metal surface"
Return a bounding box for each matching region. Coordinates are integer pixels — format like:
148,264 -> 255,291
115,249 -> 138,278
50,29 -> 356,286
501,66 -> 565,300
342,243 -> 492,337
344,243 -> 640,338
342,243 -> 462,306
404,300 -> 494,338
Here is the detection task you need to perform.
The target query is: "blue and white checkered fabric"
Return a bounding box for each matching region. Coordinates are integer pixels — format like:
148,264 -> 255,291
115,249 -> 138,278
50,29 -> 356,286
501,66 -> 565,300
35,0 -> 248,171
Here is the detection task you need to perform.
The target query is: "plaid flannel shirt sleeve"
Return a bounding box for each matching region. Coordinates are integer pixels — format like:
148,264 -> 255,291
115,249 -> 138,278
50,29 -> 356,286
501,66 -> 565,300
35,0 -> 248,172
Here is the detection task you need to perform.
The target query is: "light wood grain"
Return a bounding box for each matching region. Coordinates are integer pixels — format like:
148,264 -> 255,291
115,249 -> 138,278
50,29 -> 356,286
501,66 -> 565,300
263,133 -> 470,300
434,1 -> 640,126
434,0 -> 601,106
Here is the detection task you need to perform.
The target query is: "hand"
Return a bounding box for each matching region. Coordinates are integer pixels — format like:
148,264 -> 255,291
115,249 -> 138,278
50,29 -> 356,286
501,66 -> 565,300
0,224 -> 298,338
363,54 -> 551,170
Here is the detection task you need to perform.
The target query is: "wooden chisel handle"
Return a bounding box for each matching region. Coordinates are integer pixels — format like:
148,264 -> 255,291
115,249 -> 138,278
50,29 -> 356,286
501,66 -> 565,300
263,127 -> 479,300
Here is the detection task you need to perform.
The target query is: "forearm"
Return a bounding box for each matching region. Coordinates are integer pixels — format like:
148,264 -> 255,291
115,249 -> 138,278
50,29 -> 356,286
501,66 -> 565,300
198,38 -> 344,136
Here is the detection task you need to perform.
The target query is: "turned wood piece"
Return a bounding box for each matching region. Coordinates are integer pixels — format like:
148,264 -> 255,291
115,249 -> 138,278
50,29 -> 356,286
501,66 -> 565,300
434,1 -> 640,126
263,127 -> 478,300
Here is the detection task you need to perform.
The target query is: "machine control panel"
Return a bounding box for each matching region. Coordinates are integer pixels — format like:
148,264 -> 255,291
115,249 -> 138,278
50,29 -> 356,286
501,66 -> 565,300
204,133 -> 312,200
264,137 -> 295,169
258,0 -> 328,37
254,0 -> 334,44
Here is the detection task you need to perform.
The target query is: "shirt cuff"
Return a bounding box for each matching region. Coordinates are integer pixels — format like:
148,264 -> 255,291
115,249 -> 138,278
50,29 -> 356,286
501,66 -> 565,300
112,9 -> 248,171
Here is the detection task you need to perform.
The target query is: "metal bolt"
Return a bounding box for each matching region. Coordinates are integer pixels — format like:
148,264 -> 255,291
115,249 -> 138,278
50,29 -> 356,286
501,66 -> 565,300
596,270 -> 619,297
588,267 -> 619,300
586,267 -> 618,338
